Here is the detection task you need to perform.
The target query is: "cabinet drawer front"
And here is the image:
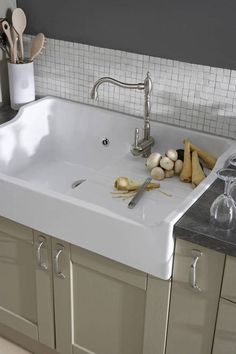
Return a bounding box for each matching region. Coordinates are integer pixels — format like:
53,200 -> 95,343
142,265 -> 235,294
213,298 -> 236,354
222,256 -> 236,302
70,245 -> 147,290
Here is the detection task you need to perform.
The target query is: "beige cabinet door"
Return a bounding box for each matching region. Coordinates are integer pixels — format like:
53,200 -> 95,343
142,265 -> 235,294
0,217 -> 55,349
221,255 -> 236,303
52,239 -> 171,354
212,298 -> 236,354
166,238 -> 225,354
0,217 -> 38,340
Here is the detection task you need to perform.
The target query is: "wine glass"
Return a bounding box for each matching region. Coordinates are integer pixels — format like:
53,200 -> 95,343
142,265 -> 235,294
229,154 -> 236,167
229,154 -> 236,204
210,168 -> 236,230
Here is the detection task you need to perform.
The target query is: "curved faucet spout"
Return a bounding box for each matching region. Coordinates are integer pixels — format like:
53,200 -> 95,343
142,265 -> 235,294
90,73 -> 154,157
91,77 -> 144,100
91,86 -> 98,100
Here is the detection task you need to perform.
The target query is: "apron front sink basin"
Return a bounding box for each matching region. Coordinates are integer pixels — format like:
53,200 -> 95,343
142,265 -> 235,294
0,96 -> 234,279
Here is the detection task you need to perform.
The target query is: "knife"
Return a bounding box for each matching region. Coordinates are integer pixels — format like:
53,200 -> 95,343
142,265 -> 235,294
128,177 -> 152,209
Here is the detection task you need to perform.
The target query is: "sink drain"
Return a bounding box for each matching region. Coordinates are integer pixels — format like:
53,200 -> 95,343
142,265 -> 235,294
71,179 -> 86,189
101,137 -> 110,146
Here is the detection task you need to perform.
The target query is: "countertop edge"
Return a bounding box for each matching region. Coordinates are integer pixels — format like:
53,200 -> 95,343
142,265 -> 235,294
174,225 -> 236,256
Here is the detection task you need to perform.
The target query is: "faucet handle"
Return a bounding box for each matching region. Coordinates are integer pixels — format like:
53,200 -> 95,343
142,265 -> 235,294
134,128 -> 140,148
131,128 -> 143,156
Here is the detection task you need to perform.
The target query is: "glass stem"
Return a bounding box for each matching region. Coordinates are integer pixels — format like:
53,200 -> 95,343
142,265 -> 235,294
224,179 -> 231,197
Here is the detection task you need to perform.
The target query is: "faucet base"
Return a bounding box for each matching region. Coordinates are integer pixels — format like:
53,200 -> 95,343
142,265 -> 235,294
142,149 -> 152,158
131,136 -> 155,158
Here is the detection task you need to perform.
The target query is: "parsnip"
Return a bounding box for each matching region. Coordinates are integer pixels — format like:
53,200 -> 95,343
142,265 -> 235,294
192,151 -> 206,188
114,177 -> 160,192
180,139 -> 192,183
184,140 -> 217,169
114,177 -> 140,191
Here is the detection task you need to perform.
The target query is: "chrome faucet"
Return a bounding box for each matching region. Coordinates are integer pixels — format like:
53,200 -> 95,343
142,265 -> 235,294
91,73 -> 155,157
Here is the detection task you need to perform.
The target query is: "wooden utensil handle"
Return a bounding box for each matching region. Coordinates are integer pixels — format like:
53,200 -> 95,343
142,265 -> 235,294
18,35 -> 24,62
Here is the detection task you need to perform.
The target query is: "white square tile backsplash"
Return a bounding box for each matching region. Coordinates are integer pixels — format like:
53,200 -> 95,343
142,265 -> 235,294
25,35 -> 236,139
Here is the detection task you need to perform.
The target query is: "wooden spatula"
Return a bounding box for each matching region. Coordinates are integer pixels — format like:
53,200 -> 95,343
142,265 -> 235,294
12,8 -> 27,62
2,20 -> 14,62
30,33 -> 45,61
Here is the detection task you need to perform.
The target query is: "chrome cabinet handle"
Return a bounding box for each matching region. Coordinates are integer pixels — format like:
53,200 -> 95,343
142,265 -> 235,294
189,249 -> 203,291
36,236 -> 48,271
54,244 -> 65,279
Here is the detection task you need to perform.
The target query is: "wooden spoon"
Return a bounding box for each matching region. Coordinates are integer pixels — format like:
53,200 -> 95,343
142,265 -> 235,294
2,20 -> 14,62
10,27 -> 18,63
12,8 -> 26,62
30,33 -> 45,61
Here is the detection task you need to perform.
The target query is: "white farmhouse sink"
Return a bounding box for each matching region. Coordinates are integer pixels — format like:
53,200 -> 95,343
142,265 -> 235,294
0,97 -> 235,279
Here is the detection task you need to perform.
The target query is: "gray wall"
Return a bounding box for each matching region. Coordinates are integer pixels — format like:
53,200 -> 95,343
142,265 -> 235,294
0,0 -> 16,106
18,0 -> 236,70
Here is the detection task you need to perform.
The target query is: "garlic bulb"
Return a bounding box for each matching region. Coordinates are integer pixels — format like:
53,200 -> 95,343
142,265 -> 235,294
174,159 -> 183,175
145,152 -> 162,170
151,167 -> 165,180
165,169 -> 174,178
160,157 -> 174,171
166,149 -> 178,162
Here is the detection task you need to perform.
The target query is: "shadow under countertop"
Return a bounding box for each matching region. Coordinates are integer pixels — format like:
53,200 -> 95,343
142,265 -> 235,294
0,105 -> 17,124
175,175 -> 236,256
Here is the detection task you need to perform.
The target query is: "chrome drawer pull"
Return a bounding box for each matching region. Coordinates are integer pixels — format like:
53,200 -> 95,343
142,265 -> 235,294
36,236 -> 48,271
54,244 -> 65,279
190,249 -> 203,292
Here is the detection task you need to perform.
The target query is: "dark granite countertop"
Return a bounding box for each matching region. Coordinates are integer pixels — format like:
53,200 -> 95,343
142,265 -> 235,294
175,171 -> 236,256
